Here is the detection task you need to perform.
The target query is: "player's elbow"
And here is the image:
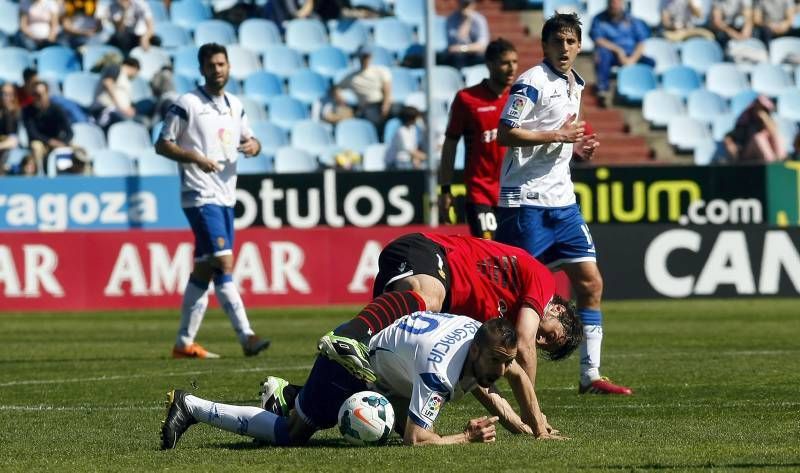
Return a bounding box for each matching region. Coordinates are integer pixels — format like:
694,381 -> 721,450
496,124 -> 514,146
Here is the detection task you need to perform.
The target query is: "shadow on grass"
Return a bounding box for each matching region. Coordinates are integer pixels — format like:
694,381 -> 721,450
210,437 -> 406,450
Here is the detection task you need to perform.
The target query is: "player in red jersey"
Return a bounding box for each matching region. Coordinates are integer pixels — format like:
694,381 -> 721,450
438,38 -> 518,239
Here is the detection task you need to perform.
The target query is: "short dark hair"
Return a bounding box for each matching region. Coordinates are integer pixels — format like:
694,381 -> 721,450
123,57 -> 140,69
198,43 -> 228,66
398,106 -> 420,125
23,67 -> 38,83
484,38 -> 516,64
543,295 -> 583,361
541,13 -> 582,44
474,317 -> 517,353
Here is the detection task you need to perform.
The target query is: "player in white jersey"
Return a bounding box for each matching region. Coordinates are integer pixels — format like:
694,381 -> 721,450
155,43 -> 269,360
160,316 -> 546,448
494,14 -> 631,395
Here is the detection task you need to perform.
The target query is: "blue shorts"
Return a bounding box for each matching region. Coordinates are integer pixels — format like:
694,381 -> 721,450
295,356 -> 368,430
182,205 -> 235,261
495,204 -> 597,269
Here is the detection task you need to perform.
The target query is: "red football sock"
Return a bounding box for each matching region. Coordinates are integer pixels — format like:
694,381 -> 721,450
333,291 -> 426,343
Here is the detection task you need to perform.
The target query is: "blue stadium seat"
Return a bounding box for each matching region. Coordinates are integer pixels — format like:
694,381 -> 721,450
769,37 -> 800,65
706,63 -> 749,98
335,118 -> 378,153
82,44 -> 122,71
776,117 -> 798,154
148,0 -> 169,23
383,117 -> 401,144
687,89 -> 728,124
631,0 -> 661,27
667,117 -> 711,151
643,38 -> 679,74
71,122 -> 107,152
155,23 -> 191,49
726,38 -> 767,73
642,90 -> 686,128
266,95 -> 309,130
130,46 -> 171,81
661,65 -> 702,99
330,19 -> 369,55
0,1 -> 19,36
237,154 -> 273,174
227,45 -> 261,81
288,69 -> 329,105
543,0 -> 582,18
138,150 -> 178,176
239,95 -> 267,122
263,45 -> 305,79
463,64 -> 489,86
750,63 -> 793,98
394,0 -> 425,25
415,15 -> 448,53
151,120 -> 163,143
244,71 -> 284,105
616,64 -> 657,103
711,113 -> 736,141
239,19 -> 283,55
309,45 -> 349,79
193,19 -> 237,46
362,143 -> 386,171
290,120 -> 334,155
91,150 -> 137,177
367,45 -> 395,67
169,0 -> 211,32
777,88 -> 800,122
431,65 -> 464,102
37,46 -> 81,82
681,38 -> 723,74
107,121 -> 152,156
586,0 -> 607,17
373,18 -> 414,56
693,139 -> 719,165
173,46 -> 201,80
273,146 -> 318,173
389,67 -> 419,105
174,74 -> 196,94
0,47 -> 34,84
285,18 -> 328,54
130,76 -> 154,102
251,121 -> 289,157
63,72 -> 99,109
351,0 -> 386,11
730,89 -> 759,117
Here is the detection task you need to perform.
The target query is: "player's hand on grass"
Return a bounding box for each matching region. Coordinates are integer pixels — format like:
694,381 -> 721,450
557,113 -> 585,143
438,192 -> 454,224
464,416 -> 499,443
536,431 -> 570,440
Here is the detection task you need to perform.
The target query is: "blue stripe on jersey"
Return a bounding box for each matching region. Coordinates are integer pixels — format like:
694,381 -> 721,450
166,103 -> 188,121
509,83 -> 539,103
500,117 -> 519,128
408,411 -> 431,430
420,373 -> 451,400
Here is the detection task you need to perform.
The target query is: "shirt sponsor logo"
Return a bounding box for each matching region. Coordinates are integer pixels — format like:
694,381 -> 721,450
476,106 -> 497,112
421,392 -> 444,423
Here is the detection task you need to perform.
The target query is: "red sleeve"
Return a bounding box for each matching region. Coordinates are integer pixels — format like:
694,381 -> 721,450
520,259 -> 556,316
444,92 -> 467,140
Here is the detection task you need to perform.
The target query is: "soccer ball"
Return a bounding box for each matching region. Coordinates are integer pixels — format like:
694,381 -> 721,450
337,391 -> 395,446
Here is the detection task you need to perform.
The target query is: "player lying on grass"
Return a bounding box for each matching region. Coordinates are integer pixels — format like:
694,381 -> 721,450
161,316 -> 541,448
314,232 -> 582,438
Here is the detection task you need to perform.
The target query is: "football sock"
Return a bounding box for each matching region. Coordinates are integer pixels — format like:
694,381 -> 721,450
578,308 -> 603,384
214,273 -> 255,345
333,291 -> 426,343
184,395 -> 290,446
176,277 -> 210,348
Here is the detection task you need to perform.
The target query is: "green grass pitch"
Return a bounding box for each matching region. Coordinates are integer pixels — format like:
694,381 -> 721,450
1,299 -> 798,472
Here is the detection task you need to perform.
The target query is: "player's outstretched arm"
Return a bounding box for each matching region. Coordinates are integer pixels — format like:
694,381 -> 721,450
402,415 -> 498,446
472,386 -> 533,435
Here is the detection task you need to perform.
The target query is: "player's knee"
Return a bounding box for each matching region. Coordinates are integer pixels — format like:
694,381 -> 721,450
574,273 -> 603,300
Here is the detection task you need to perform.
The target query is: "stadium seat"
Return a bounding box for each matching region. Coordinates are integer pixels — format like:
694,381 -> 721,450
137,150 -> 178,176
777,89 -> 800,122
681,38 -> 723,74
585,0 -> 607,18
462,64 -> 489,86
335,118 -> 378,153
169,0 -> 211,32
239,95 -> 267,122
430,65 -> 464,102
0,1 -> 19,36
173,46 -> 201,80
37,46 -> 81,82
107,121 -> 152,156
642,90 -> 686,128
244,71 -> 284,105
193,19 -> 237,47
373,18 -> 414,57
237,154 -> 273,174
729,89 -> 759,117
389,67 -> 419,105
91,150 -> 137,177
616,64 -> 657,103
643,38 -> 680,74
130,76 -> 154,103
4,148 -> 29,172
0,47 -> 33,84
351,0 -> 386,11
543,0 -> 582,18
687,89 -> 728,124
151,121 -> 163,143
776,117 -> 798,154
706,63 -> 749,98
661,65 -> 702,99
725,38 -> 767,73
155,23 -> 191,49
227,45 -> 261,81
667,116 -> 711,151
693,139 -> 719,165
285,18 -> 328,54
309,45 -> 349,79
290,120 -> 335,155
631,0 -> 661,27
62,72 -> 100,109
238,19 -> 282,54
82,45 -> 122,71
173,74 -> 196,94
750,64 -> 794,98
273,146 -> 318,173
415,15 -> 448,53
383,116 -> 401,144
266,95 -> 309,130
130,46 -> 171,81
366,45 -> 395,67
711,112 -> 736,141
330,19 -> 369,55
394,0 -> 425,25
71,122 -> 107,152
148,0 -> 169,23
263,45 -> 305,79
288,69 -> 329,105
769,37 -> 800,65
362,143 -> 386,171
251,121 -> 289,157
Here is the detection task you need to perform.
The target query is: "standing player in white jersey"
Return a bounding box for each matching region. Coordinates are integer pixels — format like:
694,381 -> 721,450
160,316 -> 544,448
494,14 -> 631,395
155,43 -> 269,359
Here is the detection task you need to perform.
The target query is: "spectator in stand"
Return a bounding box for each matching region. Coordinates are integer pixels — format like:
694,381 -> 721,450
91,57 -> 142,130
0,83 -> 21,174
107,0 -> 156,54
385,106 -> 426,170
723,95 -> 787,162
264,0 -> 318,32
60,0 -> 103,49
753,0 -> 798,43
709,0 -> 754,46
660,0 -> 715,41
17,0 -> 60,50
17,68 -> 38,109
443,0 -> 490,68
22,81 -> 74,174
333,46 -> 392,135
590,0 -> 655,100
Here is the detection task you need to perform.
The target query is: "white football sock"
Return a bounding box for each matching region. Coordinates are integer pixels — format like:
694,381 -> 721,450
176,278 -> 210,348
184,395 -> 285,443
580,324 -> 603,384
214,275 -> 255,345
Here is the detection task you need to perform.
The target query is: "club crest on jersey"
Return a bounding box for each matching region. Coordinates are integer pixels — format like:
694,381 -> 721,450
421,392 -> 444,422
398,261 -> 407,273
436,254 -> 446,280
506,96 -> 526,118
217,237 -> 226,249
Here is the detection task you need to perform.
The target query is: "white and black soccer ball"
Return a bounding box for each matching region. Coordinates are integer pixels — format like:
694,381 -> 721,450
337,391 -> 395,446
